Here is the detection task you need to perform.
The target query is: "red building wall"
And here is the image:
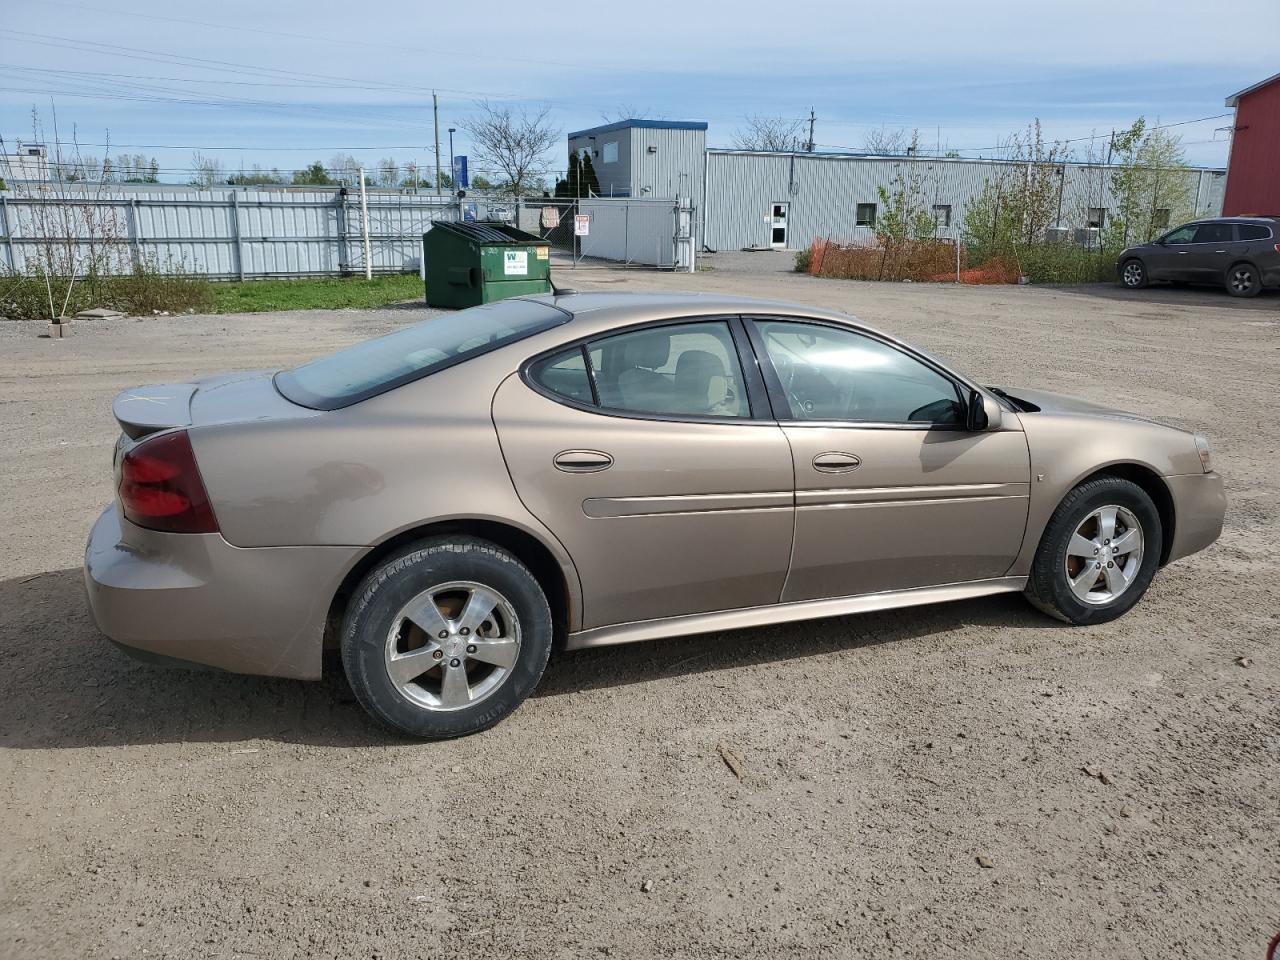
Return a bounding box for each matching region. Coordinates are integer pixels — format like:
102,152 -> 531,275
1223,78 -> 1280,216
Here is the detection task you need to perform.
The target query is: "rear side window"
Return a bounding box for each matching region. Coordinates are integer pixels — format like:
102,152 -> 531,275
1193,223 -> 1234,244
1237,224 -> 1273,241
530,320 -> 750,419
276,299 -> 567,409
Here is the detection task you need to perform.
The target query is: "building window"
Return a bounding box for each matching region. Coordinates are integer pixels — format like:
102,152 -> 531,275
856,203 -> 877,227
1153,208 -> 1171,230
1087,207 -> 1107,229
932,204 -> 952,227
602,141 -> 619,164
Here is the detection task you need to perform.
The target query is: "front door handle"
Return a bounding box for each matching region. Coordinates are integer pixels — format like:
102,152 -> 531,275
812,451 -> 862,473
554,449 -> 613,473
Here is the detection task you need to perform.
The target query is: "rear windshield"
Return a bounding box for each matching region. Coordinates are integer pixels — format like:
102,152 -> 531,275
275,299 -> 567,410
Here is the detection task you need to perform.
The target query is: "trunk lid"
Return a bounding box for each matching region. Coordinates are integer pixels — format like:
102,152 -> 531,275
113,370 -> 319,440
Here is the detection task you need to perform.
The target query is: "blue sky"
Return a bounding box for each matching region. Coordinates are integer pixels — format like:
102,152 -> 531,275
1,0 -> 1275,182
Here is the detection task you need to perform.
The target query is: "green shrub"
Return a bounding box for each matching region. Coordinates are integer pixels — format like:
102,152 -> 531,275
793,247 -> 812,273
0,259 -> 214,320
1017,245 -> 1115,284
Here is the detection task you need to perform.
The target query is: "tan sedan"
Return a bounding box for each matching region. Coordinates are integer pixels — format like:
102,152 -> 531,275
85,293 -> 1225,738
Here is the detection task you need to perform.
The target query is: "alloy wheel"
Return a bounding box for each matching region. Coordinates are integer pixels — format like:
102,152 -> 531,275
1229,266 -> 1257,295
384,580 -> 522,711
1064,505 -> 1145,605
1122,262 -> 1144,287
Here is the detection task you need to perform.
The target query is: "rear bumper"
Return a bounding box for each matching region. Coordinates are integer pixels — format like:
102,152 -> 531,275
1164,471 -> 1226,564
84,506 -> 361,680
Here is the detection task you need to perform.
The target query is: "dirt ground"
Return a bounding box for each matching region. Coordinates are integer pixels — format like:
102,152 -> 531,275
1,258 -> 1277,960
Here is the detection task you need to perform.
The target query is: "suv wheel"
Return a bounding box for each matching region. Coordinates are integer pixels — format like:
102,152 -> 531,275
1226,262 -> 1261,298
1025,477 -> 1163,625
341,537 -> 552,739
1120,259 -> 1148,289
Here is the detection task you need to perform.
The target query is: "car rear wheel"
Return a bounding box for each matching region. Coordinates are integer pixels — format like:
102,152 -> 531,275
1120,259 -> 1148,289
1225,262 -> 1261,298
341,537 -> 552,739
1024,477 -> 1162,625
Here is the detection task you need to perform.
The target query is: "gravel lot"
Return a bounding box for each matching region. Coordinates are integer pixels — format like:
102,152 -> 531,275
2,260 -> 1277,959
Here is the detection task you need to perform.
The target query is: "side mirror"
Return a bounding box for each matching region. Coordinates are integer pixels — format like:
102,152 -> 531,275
966,389 -> 1002,431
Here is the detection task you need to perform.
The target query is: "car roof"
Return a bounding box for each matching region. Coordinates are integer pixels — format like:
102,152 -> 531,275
523,290 -> 883,333
1186,215 -> 1280,224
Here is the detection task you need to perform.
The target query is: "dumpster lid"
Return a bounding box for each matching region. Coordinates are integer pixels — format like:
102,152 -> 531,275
431,221 -> 543,245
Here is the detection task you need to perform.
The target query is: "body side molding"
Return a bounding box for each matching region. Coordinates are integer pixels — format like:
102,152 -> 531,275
565,576 -> 1028,650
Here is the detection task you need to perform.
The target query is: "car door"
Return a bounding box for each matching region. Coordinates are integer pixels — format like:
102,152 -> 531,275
492,317 -> 794,630
1145,224 -> 1197,279
1187,222 -> 1238,281
745,317 -> 1031,603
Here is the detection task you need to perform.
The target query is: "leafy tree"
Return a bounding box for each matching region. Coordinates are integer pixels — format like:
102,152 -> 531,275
471,173 -> 493,190
579,153 -> 601,196
1103,119 -> 1194,248
227,165 -> 287,186
292,161 -> 335,186
961,120 -> 1068,259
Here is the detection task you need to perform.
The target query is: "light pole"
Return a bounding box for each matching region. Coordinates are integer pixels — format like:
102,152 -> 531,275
447,127 -> 456,191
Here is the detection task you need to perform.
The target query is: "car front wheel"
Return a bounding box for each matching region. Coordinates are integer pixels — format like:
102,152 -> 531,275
1225,262 -> 1261,298
1024,477 -> 1162,625
341,537 -> 552,739
1119,259 -> 1148,289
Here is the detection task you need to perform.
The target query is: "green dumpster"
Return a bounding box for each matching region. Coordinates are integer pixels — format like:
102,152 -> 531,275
423,221 -> 552,308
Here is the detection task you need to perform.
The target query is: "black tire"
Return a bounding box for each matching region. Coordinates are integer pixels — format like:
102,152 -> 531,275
1225,262 -> 1262,298
1024,477 -> 1163,625
1119,258 -> 1148,289
341,537 -> 552,739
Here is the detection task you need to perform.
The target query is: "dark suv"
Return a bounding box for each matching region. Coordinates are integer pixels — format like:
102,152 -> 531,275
1117,216 -> 1280,298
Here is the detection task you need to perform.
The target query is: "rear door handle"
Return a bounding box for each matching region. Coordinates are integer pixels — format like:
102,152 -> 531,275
553,449 -> 613,473
812,451 -> 862,473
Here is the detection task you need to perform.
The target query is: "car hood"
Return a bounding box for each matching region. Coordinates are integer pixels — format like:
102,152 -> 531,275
997,386 -> 1167,426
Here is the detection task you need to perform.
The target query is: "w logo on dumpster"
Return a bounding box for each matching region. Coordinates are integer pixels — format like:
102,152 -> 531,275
503,250 -> 528,276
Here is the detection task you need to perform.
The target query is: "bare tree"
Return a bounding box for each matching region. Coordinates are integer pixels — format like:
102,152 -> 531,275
598,105 -> 660,123
465,101 -> 560,197
863,127 -> 913,155
734,115 -> 804,151
2,106 -> 128,319
376,157 -> 400,188
189,151 -> 225,188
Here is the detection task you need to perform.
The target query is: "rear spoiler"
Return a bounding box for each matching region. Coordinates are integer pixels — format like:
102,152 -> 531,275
112,383 -> 196,440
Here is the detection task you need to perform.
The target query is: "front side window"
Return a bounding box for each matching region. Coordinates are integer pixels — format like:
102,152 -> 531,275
530,320 -> 750,419
754,319 -> 963,425
1161,224 -> 1197,244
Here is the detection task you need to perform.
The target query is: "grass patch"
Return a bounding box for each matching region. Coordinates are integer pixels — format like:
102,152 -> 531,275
211,274 -> 422,313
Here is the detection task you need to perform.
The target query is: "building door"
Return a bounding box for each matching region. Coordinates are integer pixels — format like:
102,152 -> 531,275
770,203 -> 789,249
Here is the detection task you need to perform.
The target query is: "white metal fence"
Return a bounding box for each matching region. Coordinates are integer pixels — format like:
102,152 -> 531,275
0,187 -> 513,280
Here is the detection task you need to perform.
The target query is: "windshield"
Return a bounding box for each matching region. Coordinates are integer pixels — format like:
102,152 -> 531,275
275,298 -> 567,410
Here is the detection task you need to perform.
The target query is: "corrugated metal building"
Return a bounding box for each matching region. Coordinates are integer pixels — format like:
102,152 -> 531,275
567,120 -> 707,211
1222,73 -> 1280,216
564,120 -> 1227,252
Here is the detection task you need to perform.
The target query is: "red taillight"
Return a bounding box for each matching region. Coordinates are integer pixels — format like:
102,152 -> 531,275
119,430 -> 219,533
1274,243 -> 1280,254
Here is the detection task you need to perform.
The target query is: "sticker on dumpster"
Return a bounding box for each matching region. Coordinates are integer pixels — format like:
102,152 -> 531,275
535,246 -> 550,260
504,250 -> 528,276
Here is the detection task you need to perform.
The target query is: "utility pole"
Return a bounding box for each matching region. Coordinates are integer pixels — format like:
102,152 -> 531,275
358,167 -> 372,280
806,108 -> 816,152
433,91 -> 442,198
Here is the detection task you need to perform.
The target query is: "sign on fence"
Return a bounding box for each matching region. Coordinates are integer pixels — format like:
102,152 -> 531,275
541,206 -> 562,228
574,214 -> 590,237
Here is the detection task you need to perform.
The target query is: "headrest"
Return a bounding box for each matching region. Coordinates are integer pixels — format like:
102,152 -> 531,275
622,331 -> 671,370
